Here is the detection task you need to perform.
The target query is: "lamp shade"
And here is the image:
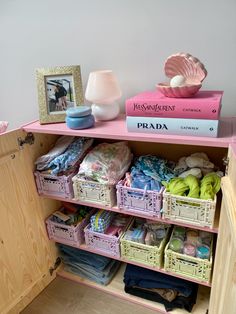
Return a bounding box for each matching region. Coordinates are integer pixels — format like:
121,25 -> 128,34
85,70 -> 122,104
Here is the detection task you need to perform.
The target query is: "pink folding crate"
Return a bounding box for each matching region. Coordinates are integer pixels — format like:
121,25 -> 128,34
34,171 -> 76,199
116,179 -> 164,218
46,208 -> 94,247
84,217 -> 132,258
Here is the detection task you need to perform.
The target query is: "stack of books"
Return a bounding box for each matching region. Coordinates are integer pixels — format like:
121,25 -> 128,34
125,91 -> 223,137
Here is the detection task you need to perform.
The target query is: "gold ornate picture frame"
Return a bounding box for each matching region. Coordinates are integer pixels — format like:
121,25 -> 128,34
36,65 -> 84,124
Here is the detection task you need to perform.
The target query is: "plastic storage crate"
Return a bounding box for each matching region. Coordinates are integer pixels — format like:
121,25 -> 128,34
46,208 -> 94,247
120,219 -> 170,268
35,171 -> 75,199
116,180 -> 163,218
84,216 -> 132,258
164,231 -> 213,283
72,175 -> 116,207
162,190 -> 217,228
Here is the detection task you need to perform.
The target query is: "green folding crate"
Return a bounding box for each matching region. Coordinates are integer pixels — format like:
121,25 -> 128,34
120,220 -> 171,268
164,232 -> 213,283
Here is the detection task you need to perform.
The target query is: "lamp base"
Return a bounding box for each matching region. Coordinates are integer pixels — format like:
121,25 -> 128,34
91,102 -> 120,121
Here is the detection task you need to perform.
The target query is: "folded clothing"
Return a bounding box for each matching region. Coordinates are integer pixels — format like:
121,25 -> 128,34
64,260 -> 120,286
58,244 -> 120,285
124,264 -> 196,297
124,264 -> 198,312
90,210 -> 115,233
35,136 -> 75,170
133,155 -> 175,182
124,285 -> 197,312
130,168 -> 162,191
78,141 -> 133,184
124,155 -> 175,191
174,153 -> 215,177
163,172 -> 221,200
35,137 -> 93,175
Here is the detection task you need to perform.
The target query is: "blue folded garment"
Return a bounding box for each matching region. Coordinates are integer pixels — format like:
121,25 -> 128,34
48,137 -> 93,175
131,168 -> 162,191
58,244 -> 120,285
63,260 -> 120,285
58,244 -> 112,271
124,264 -> 196,297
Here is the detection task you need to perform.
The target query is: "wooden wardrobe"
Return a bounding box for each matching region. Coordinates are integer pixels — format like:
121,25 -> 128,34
1,117 -> 235,314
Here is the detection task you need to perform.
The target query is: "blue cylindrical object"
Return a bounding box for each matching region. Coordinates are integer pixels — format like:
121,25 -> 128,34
65,106 -> 95,129
66,114 -> 95,129
66,106 -> 92,118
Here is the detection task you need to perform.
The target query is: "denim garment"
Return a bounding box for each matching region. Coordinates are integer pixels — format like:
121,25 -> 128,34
124,285 -> 198,312
63,260 -> 120,286
58,244 -> 121,285
124,264 -> 196,297
58,244 -> 112,271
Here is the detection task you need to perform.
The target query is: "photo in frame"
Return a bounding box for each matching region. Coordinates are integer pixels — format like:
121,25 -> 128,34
36,65 -> 84,124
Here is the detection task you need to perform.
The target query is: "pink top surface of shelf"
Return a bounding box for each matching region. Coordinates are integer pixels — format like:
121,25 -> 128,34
22,115 -> 236,148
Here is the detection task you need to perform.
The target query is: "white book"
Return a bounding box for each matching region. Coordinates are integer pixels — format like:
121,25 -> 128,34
126,116 -> 219,137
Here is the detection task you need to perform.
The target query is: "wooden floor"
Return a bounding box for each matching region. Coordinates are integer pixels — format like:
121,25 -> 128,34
21,276 -> 158,314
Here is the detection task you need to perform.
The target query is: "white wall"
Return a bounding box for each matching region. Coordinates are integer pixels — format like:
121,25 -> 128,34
1,0 -> 236,129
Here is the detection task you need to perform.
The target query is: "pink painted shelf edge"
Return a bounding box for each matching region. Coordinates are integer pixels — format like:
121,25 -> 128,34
54,237 -> 211,286
77,243 -> 212,287
42,195 -> 219,234
22,115 -> 236,148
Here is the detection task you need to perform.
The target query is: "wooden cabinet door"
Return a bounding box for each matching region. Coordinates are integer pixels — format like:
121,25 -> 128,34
0,130 -> 60,314
209,145 -> 236,314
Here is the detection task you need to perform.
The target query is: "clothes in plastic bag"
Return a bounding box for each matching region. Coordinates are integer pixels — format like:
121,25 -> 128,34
78,141 -> 132,184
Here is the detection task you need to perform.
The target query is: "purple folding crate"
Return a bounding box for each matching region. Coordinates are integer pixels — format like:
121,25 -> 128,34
34,171 -> 76,199
84,217 -> 131,258
116,179 -> 164,218
45,208 -> 95,247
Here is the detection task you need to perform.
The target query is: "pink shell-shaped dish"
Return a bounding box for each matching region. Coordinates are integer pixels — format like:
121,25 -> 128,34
157,52 -> 207,97
165,52 -> 207,84
156,83 -> 202,98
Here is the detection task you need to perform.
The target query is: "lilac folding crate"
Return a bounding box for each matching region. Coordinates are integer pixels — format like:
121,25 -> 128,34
34,171 -> 75,199
116,179 -> 163,218
45,209 -> 94,247
84,217 -> 131,258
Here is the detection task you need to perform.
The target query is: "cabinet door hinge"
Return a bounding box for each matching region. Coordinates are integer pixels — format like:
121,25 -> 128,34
222,156 -> 229,176
49,257 -> 61,276
17,132 -> 35,149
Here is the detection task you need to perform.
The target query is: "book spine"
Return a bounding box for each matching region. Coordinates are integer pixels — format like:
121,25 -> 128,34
126,116 -> 219,137
126,100 -> 221,119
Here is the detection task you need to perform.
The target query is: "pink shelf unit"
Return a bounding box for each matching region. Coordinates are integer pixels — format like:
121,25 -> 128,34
22,115 -> 236,148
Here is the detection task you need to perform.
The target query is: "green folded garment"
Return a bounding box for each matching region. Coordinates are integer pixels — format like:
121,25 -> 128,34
200,172 -> 221,200
163,172 -> 221,200
163,175 -> 199,198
